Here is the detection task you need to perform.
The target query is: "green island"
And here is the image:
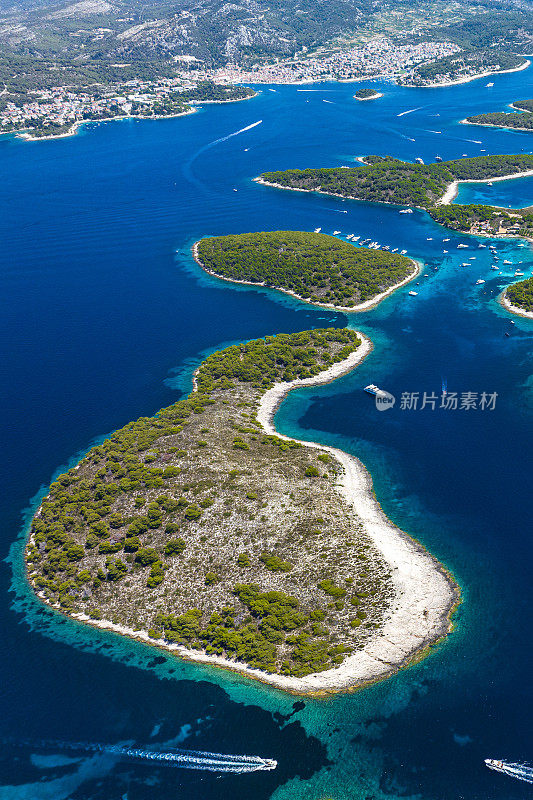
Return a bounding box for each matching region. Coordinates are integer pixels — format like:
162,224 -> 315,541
194,231 -> 415,309
463,99 -> 533,131
258,154 -> 533,210
354,88 -> 382,101
26,329 -> 402,680
504,277 -> 533,314
398,49 -> 526,87
429,204 -> 533,239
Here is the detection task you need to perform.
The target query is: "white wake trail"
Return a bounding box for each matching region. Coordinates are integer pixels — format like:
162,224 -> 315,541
206,119 -> 263,148
183,120 -> 263,190
10,739 -> 277,774
397,106 -> 424,117
499,762 -> 533,784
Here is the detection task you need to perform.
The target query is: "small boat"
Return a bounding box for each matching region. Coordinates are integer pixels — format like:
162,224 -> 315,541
314,227 -> 321,233
491,265 -> 499,270
424,273 -> 429,277
353,235 -> 360,241
400,249 -> 407,254
458,243 -> 469,248
443,238 -> 450,242
233,188 -> 238,192
333,230 -> 341,235
426,237 -> 433,240
399,208 -> 413,214
479,244 -> 486,248
514,270 -> 524,276
408,290 -> 418,296
443,250 -> 448,253
505,332 -> 510,337
435,155 -> 442,161
486,82 -> 494,87
476,279 -> 485,285
487,182 -> 493,186
364,384 -> 387,397
415,157 -> 424,164
503,259 -> 512,264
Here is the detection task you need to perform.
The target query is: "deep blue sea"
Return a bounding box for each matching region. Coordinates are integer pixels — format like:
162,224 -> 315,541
1,67 -> 532,800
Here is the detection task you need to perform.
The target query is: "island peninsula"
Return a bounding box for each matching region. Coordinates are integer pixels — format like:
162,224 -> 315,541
194,231 -> 417,311
462,99 -> 533,132
257,154 -> 533,211
25,318 -> 458,693
354,88 -> 383,101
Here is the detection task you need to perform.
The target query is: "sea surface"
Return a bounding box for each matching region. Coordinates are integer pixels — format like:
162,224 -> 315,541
1,67 -> 532,799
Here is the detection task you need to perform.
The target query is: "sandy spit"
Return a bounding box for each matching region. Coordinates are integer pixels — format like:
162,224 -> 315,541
437,169 -> 533,206
192,241 -> 420,313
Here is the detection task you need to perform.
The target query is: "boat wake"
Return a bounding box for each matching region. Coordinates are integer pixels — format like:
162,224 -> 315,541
397,106 -> 424,117
485,759 -> 533,784
183,120 -> 263,190
206,119 -> 263,148
7,739 -> 277,774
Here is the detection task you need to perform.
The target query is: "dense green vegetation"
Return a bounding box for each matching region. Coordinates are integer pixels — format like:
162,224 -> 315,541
506,277 -> 533,313
399,49 -> 525,86
196,327 -> 361,389
26,327 -> 394,678
197,231 -> 413,307
425,8 -> 533,52
465,99 -> 533,130
181,82 -> 254,102
429,204 -> 533,239
260,155 -> 533,210
355,87 -> 380,99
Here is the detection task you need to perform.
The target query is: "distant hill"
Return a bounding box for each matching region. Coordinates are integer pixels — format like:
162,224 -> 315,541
0,0 -> 531,92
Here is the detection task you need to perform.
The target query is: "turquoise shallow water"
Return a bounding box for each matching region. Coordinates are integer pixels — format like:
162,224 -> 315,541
1,67 -> 532,799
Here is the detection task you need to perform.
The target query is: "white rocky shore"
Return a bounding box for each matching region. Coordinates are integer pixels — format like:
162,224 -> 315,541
499,291 -> 533,319
63,337 -> 458,695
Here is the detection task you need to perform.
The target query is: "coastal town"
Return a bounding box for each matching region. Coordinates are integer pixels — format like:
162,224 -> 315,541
0,78 -> 254,138
210,37 -> 459,85
0,36 -> 459,137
